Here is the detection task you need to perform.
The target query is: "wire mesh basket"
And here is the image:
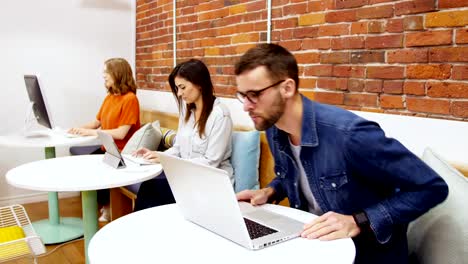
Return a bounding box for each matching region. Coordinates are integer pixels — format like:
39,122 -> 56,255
0,204 -> 45,263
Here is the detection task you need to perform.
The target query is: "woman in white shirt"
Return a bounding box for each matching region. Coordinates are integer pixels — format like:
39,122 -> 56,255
134,59 -> 233,210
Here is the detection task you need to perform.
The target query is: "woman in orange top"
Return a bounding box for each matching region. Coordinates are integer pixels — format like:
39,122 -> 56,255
69,57 -> 140,221
69,58 -> 140,142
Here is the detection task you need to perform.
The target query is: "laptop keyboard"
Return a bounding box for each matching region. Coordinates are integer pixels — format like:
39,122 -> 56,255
243,218 -> 277,240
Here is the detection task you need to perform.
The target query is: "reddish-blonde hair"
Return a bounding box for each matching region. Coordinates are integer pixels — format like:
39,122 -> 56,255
105,58 -> 137,94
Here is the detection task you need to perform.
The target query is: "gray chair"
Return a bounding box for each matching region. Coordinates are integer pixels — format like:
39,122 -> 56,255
407,148 -> 468,264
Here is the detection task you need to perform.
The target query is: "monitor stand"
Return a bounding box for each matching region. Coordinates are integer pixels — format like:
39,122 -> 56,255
22,102 -> 51,138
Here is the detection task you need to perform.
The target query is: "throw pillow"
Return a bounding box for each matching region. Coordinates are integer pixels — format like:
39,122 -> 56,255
122,121 -> 162,154
0,226 -> 25,243
159,127 -> 177,150
0,225 -> 30,261
231,130 -> 260,193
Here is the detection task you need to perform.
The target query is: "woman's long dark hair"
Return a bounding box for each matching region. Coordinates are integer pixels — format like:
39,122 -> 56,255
168,59 -> 216,138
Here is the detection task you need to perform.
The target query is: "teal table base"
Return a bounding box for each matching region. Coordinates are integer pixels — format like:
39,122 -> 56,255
32,217 -> 83,244
32,147 -> 85,244
82,190 -> 98,264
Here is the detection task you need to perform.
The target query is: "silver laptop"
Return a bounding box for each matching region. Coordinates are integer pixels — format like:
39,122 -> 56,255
158,152 -> 304,250
97,130 -> 153,168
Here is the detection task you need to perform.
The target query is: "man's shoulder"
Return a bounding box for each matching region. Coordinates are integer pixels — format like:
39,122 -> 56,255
315,102 -> 359,121
306,99 -> 367,132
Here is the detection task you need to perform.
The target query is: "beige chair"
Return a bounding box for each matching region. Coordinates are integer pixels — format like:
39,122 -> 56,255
407,148 -> 468,264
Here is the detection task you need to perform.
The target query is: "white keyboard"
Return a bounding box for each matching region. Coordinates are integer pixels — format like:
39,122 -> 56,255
122,154 -> 154,165
24,128 -> 84,138
52,127 -> 84,138
63,132 -> 82,138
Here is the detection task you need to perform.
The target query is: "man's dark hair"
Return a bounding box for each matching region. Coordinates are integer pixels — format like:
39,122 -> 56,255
234,43 -> 299,90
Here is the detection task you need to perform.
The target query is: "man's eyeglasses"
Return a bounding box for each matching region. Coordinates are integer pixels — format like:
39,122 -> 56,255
236,80 -> 285,104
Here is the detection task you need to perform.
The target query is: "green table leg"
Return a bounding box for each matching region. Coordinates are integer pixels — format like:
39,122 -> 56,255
32,147 -> 84,244
82,190 -> 98,264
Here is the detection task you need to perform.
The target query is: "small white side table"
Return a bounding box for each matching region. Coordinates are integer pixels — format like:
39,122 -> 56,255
6,154 -> 162,263
0,133 -> 98,244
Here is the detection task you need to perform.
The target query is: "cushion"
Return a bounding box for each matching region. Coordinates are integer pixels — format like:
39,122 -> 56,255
0,226 -> 25,243
407,148 -> 468,264
0,226 -> 30,261
0,241 -> 30,261
159,127 -> 177,150
231,130 -> 260,193
122,121 -> 162,194
122,121 -> 162,154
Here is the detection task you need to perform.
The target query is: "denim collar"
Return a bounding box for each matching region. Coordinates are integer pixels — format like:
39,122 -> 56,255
270,94 -> 319,152
300,94 -> 319,147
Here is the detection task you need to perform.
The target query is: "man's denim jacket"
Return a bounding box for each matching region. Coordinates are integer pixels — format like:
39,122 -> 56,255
267,95 -> 448,259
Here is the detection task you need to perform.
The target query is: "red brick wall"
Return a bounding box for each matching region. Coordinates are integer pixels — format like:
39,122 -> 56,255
136,0 -> 468,121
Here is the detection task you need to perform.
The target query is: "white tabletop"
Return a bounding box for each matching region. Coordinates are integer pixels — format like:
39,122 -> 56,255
6,155 -> 162,192
0,131 -> 99,148
89,204 -> 356,264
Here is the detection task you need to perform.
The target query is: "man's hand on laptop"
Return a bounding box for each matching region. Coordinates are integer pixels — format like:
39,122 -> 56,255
132,148 -> 160,163
236,187 -> 275,205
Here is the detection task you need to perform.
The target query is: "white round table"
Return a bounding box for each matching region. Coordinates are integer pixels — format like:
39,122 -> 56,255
0,132 -> 97,149
0,132 -> 99,245
6,154 -> 162,264
89,203 -> 356,264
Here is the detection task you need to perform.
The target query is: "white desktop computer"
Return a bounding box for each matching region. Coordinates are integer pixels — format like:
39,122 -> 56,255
23,74 -> 55,137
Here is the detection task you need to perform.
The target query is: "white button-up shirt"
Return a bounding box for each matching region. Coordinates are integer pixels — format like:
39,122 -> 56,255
165,99 -> 234,184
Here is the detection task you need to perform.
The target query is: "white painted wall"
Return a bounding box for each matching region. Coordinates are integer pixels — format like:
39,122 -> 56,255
138,90 -> 468,168
352,111 -> 468,167
0,0 -> 136,206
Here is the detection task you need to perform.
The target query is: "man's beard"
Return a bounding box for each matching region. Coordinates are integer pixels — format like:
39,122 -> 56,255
252,94 -> 285,131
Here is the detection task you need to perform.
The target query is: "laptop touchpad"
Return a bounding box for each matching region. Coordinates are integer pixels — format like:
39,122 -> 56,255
244,209 -> 283,222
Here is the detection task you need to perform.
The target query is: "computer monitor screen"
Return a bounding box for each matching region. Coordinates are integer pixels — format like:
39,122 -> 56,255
24,75 -> 53,129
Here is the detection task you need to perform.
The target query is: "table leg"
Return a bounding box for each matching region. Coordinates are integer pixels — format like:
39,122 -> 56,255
82,190 -> 98,264
31,146 -> 84,244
